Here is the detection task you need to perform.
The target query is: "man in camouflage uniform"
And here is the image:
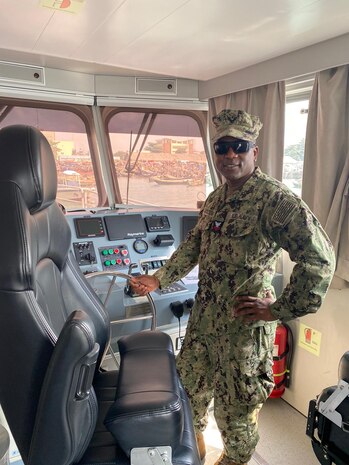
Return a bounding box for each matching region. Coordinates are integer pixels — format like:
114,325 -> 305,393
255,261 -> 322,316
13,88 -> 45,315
130,109 -> 335,465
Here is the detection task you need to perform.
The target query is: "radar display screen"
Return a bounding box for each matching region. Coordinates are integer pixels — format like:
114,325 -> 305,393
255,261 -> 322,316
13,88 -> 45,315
104,214 -> 147,240
74,217 -> 105,238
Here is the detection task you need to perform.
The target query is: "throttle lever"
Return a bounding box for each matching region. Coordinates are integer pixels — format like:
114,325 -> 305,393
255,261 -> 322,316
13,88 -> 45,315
127,262 -> 138,276
125,263 -> 139,297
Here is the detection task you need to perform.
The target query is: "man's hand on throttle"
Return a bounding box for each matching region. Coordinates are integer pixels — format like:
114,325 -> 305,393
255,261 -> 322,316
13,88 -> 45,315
129,275 -> 160,296
233,290 -> 277,322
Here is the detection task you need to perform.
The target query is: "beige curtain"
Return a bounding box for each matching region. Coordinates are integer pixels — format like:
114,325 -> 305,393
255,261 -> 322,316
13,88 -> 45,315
208,82 -> 286,180
302,65 -> 349,285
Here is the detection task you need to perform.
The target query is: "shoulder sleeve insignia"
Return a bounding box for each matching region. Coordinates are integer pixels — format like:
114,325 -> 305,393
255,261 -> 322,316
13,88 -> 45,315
271,197 -> 298,227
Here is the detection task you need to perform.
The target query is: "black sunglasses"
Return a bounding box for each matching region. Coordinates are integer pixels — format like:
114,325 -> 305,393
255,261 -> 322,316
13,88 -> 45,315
213,140 -> 254,155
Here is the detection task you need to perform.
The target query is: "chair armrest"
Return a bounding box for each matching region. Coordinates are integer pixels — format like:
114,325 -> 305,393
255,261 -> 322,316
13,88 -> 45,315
28,311 -> 99,465
104,331 -> 183,457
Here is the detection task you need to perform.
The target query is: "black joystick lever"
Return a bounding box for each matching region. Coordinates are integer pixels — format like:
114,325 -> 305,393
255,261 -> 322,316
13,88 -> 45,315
185,298 -> 195,309
170,301 -> 185,319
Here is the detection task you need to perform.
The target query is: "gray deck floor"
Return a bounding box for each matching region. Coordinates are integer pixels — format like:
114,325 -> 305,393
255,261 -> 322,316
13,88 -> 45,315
203,397 -> 319,465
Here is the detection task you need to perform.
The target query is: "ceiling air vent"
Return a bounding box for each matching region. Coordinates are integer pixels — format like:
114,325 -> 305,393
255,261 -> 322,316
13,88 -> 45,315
135,78 -> 177,96
0,61 -> 45,85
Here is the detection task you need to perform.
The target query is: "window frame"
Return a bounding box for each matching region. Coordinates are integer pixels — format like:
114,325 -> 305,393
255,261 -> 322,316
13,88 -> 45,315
283,75 -> 314,195
0,97 -> 108,207
101,106 -> 212,207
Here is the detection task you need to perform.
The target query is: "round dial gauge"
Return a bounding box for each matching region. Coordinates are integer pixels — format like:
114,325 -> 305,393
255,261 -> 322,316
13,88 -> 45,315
133,239 -> 148,254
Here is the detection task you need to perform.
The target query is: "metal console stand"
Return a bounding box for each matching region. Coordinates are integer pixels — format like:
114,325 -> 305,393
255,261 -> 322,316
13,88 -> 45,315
86,271 -> 157,367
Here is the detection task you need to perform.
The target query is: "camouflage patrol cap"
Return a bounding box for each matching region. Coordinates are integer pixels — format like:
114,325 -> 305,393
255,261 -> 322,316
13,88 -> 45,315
212,109 -> 263,143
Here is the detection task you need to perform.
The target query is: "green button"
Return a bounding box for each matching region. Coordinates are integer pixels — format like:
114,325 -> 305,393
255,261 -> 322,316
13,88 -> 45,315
108,248 -> 114,255
111,259 -> 116,265
104,260 -> 111,266
102,249 -> 108,256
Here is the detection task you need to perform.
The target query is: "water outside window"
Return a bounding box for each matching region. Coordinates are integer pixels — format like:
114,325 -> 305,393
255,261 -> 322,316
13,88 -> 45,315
108,112 -> 212,209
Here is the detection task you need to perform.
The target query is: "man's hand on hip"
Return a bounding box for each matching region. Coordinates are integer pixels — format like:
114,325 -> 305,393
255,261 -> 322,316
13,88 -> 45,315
233,290 -> 277,322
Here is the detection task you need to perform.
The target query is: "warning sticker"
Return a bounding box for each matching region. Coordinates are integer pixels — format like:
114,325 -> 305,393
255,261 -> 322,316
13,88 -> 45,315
40,0 -> 85,14
273,344 -> 279,357
298,323 -> 322,356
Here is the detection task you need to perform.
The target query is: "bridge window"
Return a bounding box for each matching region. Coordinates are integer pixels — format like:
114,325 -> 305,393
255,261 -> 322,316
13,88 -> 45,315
283,75 -> 313,195
283,99 -> 309,195
0,102 -> 100,209
107,111 -> 212,209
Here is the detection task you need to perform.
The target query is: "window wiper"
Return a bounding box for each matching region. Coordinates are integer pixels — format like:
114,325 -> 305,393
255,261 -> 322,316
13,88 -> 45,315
125,113 -> 157,205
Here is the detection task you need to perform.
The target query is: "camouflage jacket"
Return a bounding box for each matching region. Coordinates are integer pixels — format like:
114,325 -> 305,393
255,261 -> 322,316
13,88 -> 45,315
155,168 -> 335,334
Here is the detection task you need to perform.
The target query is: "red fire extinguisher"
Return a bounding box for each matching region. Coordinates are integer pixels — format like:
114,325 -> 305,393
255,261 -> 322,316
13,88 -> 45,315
269,323 -> 293,398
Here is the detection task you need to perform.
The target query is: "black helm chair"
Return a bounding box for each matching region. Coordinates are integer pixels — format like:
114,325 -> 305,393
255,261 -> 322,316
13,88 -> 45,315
0,125 -> 200,465
307,352 -> 349,465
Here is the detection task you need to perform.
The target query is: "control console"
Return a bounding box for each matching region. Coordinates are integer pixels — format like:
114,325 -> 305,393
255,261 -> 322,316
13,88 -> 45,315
66,208 -> 200,351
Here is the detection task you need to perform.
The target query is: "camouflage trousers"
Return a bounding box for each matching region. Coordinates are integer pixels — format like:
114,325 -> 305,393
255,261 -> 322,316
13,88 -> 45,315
176,323 -> 276,464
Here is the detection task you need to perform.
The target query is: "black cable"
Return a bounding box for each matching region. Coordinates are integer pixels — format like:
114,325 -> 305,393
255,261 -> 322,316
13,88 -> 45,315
284,323 -> 294,388
170,301 -> 184,349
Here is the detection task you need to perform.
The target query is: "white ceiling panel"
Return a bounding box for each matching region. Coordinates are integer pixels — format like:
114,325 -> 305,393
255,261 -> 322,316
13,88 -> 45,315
0,0 -> 348,81
33,0 -> 125,57
107,0 -> 349,79
0,0 -> 53,50
74,0 -> 190,63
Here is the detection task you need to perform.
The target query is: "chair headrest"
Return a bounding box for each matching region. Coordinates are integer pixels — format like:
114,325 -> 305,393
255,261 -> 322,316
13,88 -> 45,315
0,125 -> 57,212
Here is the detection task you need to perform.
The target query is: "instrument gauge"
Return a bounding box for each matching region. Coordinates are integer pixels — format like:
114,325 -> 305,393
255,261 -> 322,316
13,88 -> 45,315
133,239 -> 148,254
